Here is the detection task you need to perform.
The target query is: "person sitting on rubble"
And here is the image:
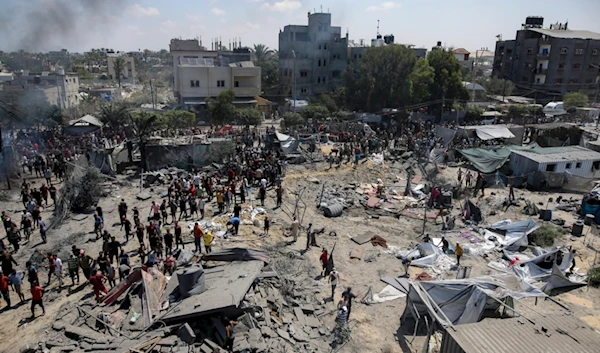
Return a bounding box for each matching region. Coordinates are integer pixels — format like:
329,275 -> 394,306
223,317 -> 238,353
441,237 -> 449,253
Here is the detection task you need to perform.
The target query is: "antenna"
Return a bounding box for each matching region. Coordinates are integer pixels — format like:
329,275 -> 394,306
377,20 -> 380,36
320,5 -> 322,12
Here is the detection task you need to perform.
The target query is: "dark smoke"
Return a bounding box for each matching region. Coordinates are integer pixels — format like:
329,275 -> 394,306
0,0 -> 126,52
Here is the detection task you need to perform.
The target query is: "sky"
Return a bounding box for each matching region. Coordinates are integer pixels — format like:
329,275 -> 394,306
1,0 -> 599,54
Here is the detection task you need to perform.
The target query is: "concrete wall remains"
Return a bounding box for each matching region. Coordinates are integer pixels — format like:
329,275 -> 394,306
145,139 -> 235,170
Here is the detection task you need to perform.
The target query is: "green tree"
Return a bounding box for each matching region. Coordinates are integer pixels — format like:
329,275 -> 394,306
282,112 -> 305,127
113,57 -> 126,87
315,94 -> 338,113
164,110 -> 196,132
427,48 -> 470,114
508,104 -> 529,120
235,108 -> 263,126
131,112 -> 166,171
346,45 -> 416,111
330,86 -> 347,110
410,58 -> 435,104
253,44 -> 274,63
206,90 -> 236,124
300,104 -> 330,121
563,92 -> 589,109
255,58 -> 279,89
98,104 -> 131,128
465,106 -> 484,121
477,77 -> 515,97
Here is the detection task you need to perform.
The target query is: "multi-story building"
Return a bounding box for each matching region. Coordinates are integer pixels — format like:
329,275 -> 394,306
0,69 -> 80,110
170,39 -> 261,109
278,11 -> 348,98
493,17 -> 600,96
107,54 -> 136,81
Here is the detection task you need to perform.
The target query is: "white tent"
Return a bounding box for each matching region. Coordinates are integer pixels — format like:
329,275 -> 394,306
68,114 -> 103,127
275,131 -> 299,154
486,219 -> 539,251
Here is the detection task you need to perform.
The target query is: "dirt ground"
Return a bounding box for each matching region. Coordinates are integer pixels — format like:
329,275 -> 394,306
0,156 -> 599,353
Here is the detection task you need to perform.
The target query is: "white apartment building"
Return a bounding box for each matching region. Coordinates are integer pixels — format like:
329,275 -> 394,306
107,54 -> 136,80
170,39 -> 261,109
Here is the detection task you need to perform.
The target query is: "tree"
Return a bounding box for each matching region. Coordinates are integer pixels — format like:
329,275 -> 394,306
206,90 -> 236,124
477,77 -> 515,97
131,112 -> 166,171
508,105 -> 529,120
465,106 -> 484,121
330,86 -> 347,110
255,58 -> 279,90
426,48 -> 470,114
282,112 -> 304,127
113,57 -> 126,87
563,92 -> 589,109
300,104 -> 330,121
235,108 -> 263,126
99,104 -> 131,127
410,58 -> 435,104
345,45 -> 417,111
253,44 -> 273,63
315,94 -> 338,113
164,110 -> 196,132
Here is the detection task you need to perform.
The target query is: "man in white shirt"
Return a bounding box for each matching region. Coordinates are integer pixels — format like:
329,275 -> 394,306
54,256 -> 63,288
329,268 -> 339,299
290,218 -> 299,242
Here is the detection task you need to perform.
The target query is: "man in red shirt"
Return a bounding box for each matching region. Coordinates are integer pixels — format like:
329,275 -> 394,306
319,249 -> 329,277
30,281 -> 45,317
88,270 -> 108,302
0,271 -> 11,308
193,223 -> 204,253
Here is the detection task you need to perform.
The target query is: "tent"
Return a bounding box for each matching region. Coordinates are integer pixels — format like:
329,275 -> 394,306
275,131 -> 299,154
475,126 -> 515,141
402,274 -> 546,327
65,114 -> 103,135
486,219 -> 538,251
461,200 -> 482,223
457,147 -> 512,173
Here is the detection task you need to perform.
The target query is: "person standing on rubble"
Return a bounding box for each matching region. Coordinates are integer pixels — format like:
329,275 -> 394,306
193,223 -> 204,253
263,216 -> 270,235
455,243 -> 464,266
341,287 -> 357,320
457,168 -> 463,187
30,280 -> 45,317
290,217 -> 299,242
174,222 -> 184,249
0,270 -> 11,308
87,270 -> 108,302
66,254 -> 80,286
465,171 -> 472,188
320,248 -> 328,277
329,267 -> 339,299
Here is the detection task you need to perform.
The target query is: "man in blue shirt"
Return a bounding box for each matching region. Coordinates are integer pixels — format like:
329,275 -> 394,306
8,269 -> 25,302
227,217 -> 241,235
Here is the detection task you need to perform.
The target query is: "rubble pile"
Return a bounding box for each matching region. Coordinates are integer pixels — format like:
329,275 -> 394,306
317,183 -> 356,210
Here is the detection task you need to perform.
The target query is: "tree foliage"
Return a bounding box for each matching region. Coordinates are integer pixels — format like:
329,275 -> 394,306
282,112 -> 304,127
253,44 -> 274,63
477,77 -> 515,96
113,56 -> 126,87
99,104 -> 131,127
235,108 -> 263,126
300,104 -> 330,121
314,94 -> 338,113
564,92 -> 589,109
206,90 -> 236,124
164,110 -> 196,131
410,58 -> 435,104
465,106 -> 484,120
426,48 -> 470,110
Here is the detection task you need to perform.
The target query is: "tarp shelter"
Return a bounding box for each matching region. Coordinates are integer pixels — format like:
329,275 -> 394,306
486,219 -> 539,251
275,131 -> 299,154
461,200 -> 482,223
457,147 -> 512,173
401,274 -> 546,328
65,114 -> 103,135
434,126 -> 457,147
581,191 -> 600,224
475,126 -> 515,141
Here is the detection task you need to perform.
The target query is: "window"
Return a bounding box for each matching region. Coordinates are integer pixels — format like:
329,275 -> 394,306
323,77 -> 326,84
576,162 -> 582,168
593,49 -> 599,56
324,45 -> 327,50
575,48 -> 584,55
318,24 -> 322,31
301,88 -> 308,94
323,59 -> 327,67
234,81 -> 239,87
217,80 -> 225,87
300,70 -> 308,77
594,161 -> 600,170
318,59 -> 321,67
566,163 -> 572,169
555,78 -> 563,84
318,45 -> 322,50
353,54 -> 358,59
546,164 -> 556,172
560,47 -> 568,54
317,77 -> 321,84
527,47 -> 533,54
558,63 -> 565,69
190,80 -> 199,87
573,63 -> 582,69
506,49 -> 512,54
569,79 -> 579,84
283,69 -> 288,76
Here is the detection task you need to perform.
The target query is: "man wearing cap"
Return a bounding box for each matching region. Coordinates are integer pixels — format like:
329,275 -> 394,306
336,306 -> 348,325
329,267 -> 339,299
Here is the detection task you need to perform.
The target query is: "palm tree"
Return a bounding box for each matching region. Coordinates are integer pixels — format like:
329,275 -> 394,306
253,44 -> 273,63
113,57 -> 126,87
99,104 -> 131,128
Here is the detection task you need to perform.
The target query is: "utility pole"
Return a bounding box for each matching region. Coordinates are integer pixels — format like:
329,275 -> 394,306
149,79 -> 155,110
292,50 -> 297,111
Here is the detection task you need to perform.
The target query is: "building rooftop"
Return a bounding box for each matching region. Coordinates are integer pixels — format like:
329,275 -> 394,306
170,39 -> 203,52
511,145 -> 600,163
453,48 -> 470,55
528,28 -> 600,40
446,313 -> 600,353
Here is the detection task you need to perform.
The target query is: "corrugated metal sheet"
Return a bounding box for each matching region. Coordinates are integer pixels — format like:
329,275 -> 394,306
443,313 -> 600,353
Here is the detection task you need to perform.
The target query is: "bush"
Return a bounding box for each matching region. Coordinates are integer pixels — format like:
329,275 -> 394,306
528,224 -> 566,247
589,267 -> 600,287
282,112 -> 305,127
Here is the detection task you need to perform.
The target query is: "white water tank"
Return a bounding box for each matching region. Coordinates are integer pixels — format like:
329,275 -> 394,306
57,67 -> 65,75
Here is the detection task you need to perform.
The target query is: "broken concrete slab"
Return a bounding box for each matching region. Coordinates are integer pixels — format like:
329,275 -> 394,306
177,323 -> 196,345
294,307 -> 308,326
55,322 -> 112,344
136,192 -> 152,201
349,245 -> 365,260
276,328 -> 295,345
289,325 -> 309,342
351,232 -> 375,245
260,326 -> 276,338
300,304 -> 315,313
305,315 -> 321,328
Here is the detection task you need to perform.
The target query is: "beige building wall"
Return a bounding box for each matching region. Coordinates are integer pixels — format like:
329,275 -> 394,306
107,56 -> 136,80
176,64 -> 260,102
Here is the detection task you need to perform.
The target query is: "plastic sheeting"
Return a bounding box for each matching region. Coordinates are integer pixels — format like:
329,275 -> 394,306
435,126 -> 457,147
457,147 -> 512,173
475,127 -> 515,140
486,219 -> 539,251
275,131 -> 299,154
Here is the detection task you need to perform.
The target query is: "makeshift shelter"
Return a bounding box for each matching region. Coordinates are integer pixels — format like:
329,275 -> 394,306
401,274 -> 546,328
486,219 -> 538,251
275,131 -> 299,154
65,114 -> 103,135
457,147 -> 512,173
461,200 -> 482,223
581,191 -> 600,223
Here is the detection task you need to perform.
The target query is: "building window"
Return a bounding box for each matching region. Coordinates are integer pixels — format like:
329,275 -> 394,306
283,69 -> 288,76
317,77 -> 321,83
323,59 -> 327,67
318,59 -> 321,67
593,49 -> 598,56
324,44 -> 327,50
558,63 -> 565,69
301,88 -> 308,94
566,163 -> 572,169
569,79 -> 579,84
575,48 -> 584,55
527,47 -> 533,54
318,45 -> 322,50
318,24 -> 322,31
560,47 -> 568,54
555,78 -> 563,84
190,80 -> 197,87
506,49 -> 512,54
323,77 -> 326,84
573,63 -> 582,69
353,54 -> 358,59
546,164 -> 556,172
594,161 -> 600,170
234,81 -> 239,87
576,162 -> 582,168
217,80 -> 225,87
524,62 -> 532,68
300,70 -> 308,77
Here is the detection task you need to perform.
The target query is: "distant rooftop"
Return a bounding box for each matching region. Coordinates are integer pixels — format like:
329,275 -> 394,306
453,48 -> 470,55
512,145 -> 600,163
170,39 -> 202,52
528,27 -> 600,40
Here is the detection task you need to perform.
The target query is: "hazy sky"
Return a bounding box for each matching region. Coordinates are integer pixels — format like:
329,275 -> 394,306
1,0 -> 599,53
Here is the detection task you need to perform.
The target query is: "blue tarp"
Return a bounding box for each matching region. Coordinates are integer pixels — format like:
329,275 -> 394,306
581,192 -> 600,224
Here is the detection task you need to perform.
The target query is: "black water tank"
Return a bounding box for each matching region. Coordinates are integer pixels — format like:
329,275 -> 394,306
384,35 -> 395,45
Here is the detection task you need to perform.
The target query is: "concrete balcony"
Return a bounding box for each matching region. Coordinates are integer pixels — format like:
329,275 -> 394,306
535,68 -> 548,75
233,87 -> 260,97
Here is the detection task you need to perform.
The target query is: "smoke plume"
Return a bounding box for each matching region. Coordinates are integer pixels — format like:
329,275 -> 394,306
0,0 -> 126,52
